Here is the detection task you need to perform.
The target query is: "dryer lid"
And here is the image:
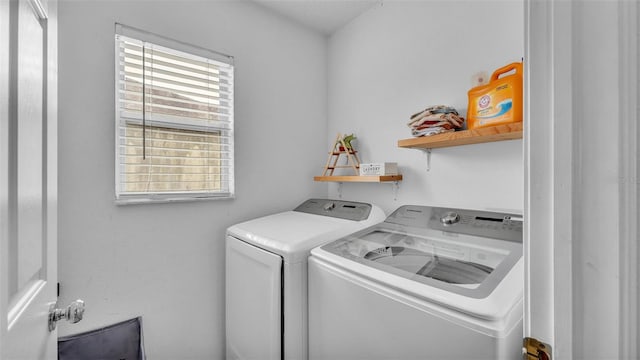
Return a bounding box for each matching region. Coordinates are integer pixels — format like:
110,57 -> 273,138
226,200 -> 385,262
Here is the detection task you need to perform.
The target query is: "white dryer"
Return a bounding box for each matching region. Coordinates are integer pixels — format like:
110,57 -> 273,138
308,205 -> 523,360
225,199 -> 385,360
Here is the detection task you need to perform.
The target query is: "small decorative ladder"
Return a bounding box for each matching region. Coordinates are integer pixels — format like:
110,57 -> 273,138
321,133 -> 361,176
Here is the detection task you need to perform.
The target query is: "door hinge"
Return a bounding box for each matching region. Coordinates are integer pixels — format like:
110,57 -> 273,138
523,337 -> 551,360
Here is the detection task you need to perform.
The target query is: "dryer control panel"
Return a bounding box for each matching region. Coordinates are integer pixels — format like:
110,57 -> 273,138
385,205 -> 523,243
294,199 -> 372,221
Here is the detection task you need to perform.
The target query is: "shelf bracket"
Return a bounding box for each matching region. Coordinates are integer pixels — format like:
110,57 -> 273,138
419,149 -> 432,171
392,181 -> 400,201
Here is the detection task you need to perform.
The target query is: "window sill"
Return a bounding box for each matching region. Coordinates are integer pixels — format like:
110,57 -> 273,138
115,193 -> 235,205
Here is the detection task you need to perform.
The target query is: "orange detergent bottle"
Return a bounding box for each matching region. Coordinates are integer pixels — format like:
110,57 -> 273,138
467,62 -> 523,130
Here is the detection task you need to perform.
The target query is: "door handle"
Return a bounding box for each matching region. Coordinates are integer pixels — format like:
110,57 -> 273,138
48,299 -> 85,331
523,337 -> 551,360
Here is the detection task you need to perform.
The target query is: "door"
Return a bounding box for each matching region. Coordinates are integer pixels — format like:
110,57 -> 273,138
1,0 -> 59,358
226,236 -> 282,360
525,1 -> 638,359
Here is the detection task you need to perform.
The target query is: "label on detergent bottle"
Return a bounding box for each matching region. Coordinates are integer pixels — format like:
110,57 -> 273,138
474,84 -> 513,127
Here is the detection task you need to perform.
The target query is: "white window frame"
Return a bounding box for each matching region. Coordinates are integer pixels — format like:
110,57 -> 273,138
114,24 -> 235,204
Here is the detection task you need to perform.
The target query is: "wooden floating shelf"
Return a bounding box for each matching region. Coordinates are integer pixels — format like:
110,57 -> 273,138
397,122 -> 523,149
313,175 -> 403,183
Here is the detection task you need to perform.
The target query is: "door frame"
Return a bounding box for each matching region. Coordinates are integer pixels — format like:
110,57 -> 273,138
524,0 -> 638,358
618,0 -> 638,357
524,0 -> 574,356
0,0 -> 11,350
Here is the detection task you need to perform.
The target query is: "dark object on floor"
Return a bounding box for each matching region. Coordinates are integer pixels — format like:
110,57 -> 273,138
58,317 -> 145,360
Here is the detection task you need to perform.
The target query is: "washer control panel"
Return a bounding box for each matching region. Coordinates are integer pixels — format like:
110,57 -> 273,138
294,199 -> 372,221
386,205 -> 523,243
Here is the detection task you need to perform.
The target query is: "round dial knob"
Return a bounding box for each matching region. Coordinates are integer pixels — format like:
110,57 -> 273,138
323,202 -> 336,211
440,212 -> 460,225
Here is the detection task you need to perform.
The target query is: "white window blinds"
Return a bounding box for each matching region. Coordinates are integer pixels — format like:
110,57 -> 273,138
115,25 -> 234,203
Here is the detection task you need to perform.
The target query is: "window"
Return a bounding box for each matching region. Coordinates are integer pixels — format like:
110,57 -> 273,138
115,24 -> 234,203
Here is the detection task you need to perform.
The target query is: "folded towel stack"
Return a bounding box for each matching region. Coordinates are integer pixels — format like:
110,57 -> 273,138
407,105 -> 465,137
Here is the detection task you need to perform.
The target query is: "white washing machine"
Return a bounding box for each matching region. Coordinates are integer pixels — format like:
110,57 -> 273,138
308,205 -> 523,360
225,199 -> 385,360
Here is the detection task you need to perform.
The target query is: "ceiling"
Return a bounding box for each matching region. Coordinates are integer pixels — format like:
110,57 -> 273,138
252,0 -> 379,35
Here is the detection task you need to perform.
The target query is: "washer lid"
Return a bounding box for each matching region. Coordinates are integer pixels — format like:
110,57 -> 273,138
363,245 -> 493,285
319,224 -> 521,299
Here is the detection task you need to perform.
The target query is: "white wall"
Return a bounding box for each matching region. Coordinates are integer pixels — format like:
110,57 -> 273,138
327,1 -> 524,214
57,2 -> 327,359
